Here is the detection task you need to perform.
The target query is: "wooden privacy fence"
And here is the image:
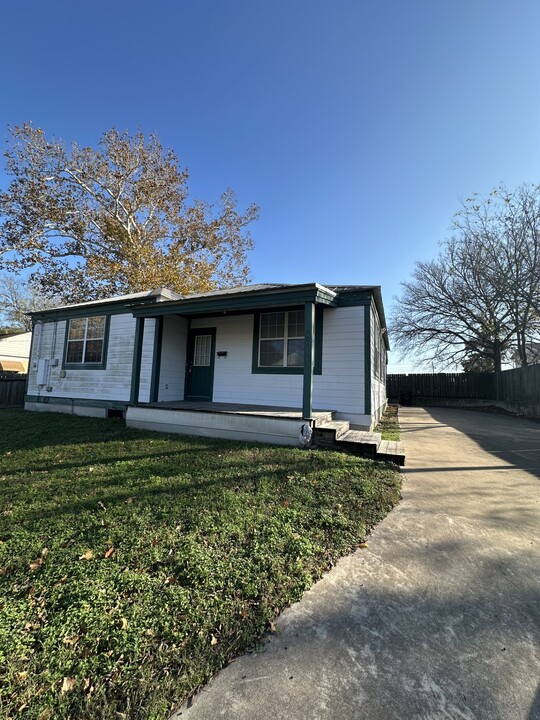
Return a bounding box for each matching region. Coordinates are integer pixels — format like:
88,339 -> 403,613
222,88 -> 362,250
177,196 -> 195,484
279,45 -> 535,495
498,364 -> 540,407
0,374 -> 27,407
388,366 -> 540,416
387,373 -> 495,401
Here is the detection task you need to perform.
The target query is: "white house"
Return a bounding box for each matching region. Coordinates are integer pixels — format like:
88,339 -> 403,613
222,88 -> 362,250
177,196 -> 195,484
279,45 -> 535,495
25,283 -> 391,450
0,331 -> 32,373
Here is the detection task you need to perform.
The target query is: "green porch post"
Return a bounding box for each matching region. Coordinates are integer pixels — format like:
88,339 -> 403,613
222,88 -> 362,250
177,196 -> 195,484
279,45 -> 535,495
130,317 -> 145,405
149,317 -> 163,403
302,301 -> 315,420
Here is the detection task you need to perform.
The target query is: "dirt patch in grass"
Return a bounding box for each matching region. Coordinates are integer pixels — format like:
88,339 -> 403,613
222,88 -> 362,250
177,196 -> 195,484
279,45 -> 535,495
0,409 -> 401,719
374,404 -> 401,440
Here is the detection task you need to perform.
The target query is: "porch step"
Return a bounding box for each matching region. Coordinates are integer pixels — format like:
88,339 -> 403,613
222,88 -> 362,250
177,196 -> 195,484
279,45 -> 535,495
338,430 -> 382,458
312,420 -> 405,466
377,440 -> 406,466
314,418 -> 350,447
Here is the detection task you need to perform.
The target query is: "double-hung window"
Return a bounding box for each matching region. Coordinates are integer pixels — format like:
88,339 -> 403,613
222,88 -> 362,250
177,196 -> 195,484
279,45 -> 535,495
64,316 -> 108,367
253,307 -> 323,375
259,310 -> 304,368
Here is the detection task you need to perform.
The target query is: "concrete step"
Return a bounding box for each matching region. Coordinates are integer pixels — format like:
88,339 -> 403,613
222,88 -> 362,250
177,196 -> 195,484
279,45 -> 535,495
337,430 -> 382,459
377,439 -> 406,466
311,421 -> 406,466
339,430 -> 382,448
313,411 -> 336,425
315,419 -> 350,439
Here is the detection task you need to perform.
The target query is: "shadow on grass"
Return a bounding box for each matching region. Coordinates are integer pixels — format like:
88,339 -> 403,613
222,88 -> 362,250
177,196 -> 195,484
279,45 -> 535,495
0,409 -> 234,454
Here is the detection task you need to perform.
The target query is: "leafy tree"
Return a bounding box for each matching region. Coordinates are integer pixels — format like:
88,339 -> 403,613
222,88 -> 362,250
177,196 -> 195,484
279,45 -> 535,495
392,184 -> 540,371
0,273 -> 60,331
461,353 -> 495,373
0,123 -> 259,302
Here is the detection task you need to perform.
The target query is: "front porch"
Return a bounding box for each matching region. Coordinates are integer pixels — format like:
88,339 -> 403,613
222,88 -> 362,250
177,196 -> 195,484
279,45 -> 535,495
125,401 -> 405,464
126,401 -> 334,446
144,400 -> 334,419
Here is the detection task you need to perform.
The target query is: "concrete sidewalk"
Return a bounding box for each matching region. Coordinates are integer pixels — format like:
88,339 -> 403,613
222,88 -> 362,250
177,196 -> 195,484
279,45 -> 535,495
172,407 -> 540,720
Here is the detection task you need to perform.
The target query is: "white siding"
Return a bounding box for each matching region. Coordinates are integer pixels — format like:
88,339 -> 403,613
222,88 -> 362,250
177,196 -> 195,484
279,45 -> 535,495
191,306 -> 367,421
191,314 -> 303,406
314,306 -> 365,420
158,315 -> 188,401
370,303 -> 387,424
0,332 -> 32,371
27,314 -> 139,402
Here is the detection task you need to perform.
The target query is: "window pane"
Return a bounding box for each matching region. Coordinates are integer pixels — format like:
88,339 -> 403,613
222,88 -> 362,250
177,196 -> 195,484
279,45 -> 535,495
68,318 -> 86,340
288,310 -> 304,338
66,340 -> 84,363
84,340 -> 103,363
259,339 -> 284,366
193,335 -> 212,366
260,312 -> 285,339
287,338 -> 304,367
86,316 -> 106,339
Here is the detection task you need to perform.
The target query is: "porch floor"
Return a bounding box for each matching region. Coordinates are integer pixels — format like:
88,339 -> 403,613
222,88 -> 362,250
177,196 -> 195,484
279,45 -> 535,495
143,400 -> 334,422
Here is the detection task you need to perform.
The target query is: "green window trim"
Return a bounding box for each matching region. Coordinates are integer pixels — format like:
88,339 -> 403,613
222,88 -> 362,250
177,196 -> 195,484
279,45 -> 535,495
251,307 -> 323,375
62,315 -> 110,370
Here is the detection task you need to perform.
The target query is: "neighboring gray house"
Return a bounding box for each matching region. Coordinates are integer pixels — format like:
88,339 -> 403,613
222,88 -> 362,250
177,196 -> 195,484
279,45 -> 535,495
25,283 -> 389,446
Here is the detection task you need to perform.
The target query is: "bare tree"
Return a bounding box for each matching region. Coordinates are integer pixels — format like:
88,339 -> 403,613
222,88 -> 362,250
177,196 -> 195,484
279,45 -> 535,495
0,274 -> 60,331
0,123 -> 259,302
453,185 -> 540,366
392,184 -> 540,371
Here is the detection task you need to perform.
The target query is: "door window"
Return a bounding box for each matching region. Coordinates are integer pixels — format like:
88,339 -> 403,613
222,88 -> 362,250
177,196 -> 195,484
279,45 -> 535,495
193,335 -> 212,366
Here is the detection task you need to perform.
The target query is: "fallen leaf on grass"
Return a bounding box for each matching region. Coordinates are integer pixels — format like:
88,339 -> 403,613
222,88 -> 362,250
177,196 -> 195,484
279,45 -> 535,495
269,620 -> 277,632
79,550 -> 93,560
358,542 -> 369,549
62,635 -> 79,646
29,557 -> 44,571
210,634 -> 218,646
121,618 -> 128,630
104,547 -> 115,558
18,671 -> 29,681
97,501 -> 107,511
61,676 -> 77,694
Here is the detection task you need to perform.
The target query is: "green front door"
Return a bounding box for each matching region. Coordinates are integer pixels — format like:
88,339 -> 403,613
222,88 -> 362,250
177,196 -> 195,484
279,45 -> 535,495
185,328 -> 216,401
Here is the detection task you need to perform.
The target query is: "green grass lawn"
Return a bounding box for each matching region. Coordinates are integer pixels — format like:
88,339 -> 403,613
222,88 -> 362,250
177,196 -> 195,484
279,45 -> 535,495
374,404 -> 401,440
0,409 -> 401,720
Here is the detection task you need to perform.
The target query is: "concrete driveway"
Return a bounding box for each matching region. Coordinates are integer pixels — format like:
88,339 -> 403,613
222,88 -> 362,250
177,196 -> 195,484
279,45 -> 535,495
173,407 -> 540,720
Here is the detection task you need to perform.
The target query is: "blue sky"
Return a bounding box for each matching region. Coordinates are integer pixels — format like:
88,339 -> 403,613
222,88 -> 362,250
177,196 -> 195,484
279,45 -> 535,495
1,1 -> 540,370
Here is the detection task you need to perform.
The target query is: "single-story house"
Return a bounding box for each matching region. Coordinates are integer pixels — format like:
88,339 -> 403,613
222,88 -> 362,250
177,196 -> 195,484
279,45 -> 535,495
25,283 -> 389,446
0,331 -> 32,373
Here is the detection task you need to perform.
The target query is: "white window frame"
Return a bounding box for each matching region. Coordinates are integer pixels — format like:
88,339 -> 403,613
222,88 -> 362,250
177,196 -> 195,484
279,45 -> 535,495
258,310 -> 304,368
64,315 -> 108,367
